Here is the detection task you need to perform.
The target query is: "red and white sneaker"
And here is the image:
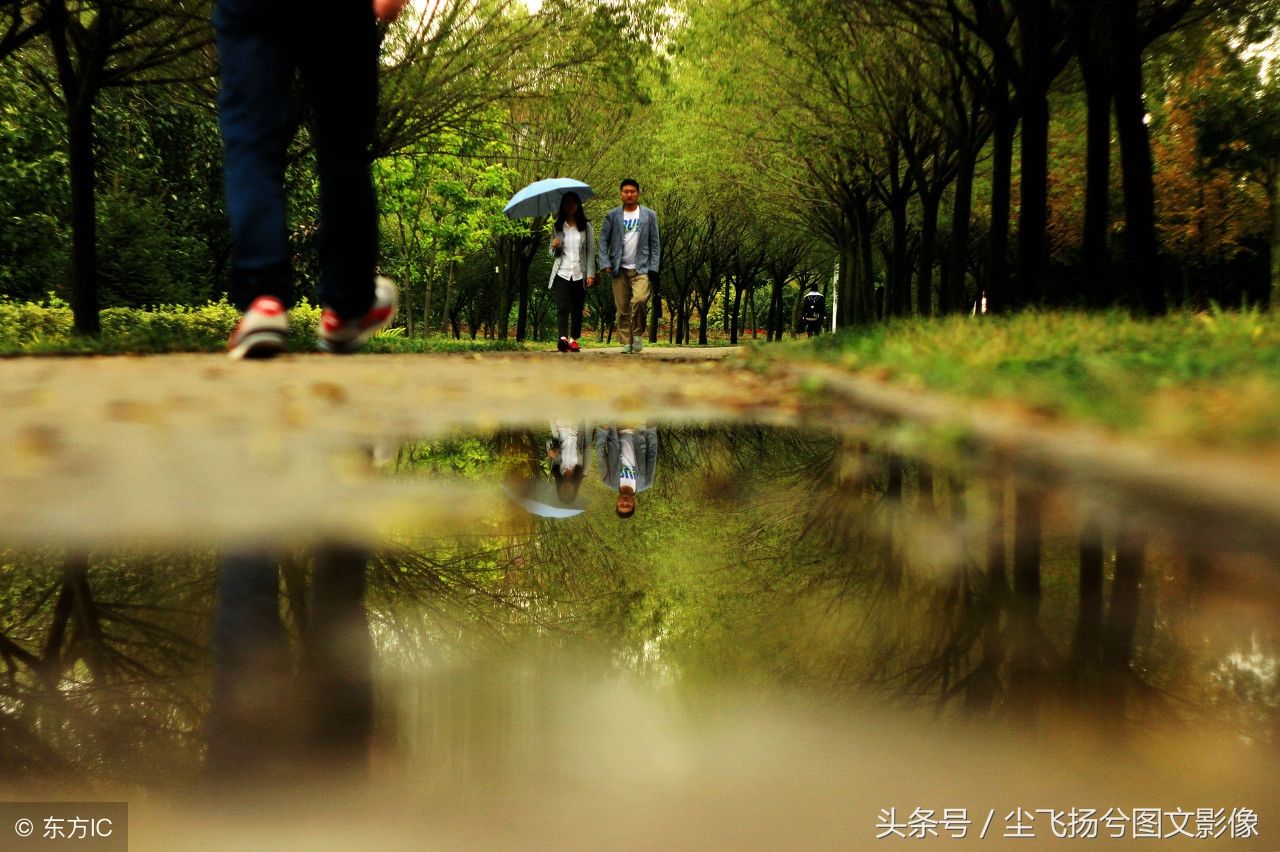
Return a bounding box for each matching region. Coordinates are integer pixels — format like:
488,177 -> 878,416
227,296 -> 288,360
568,339 -> 580,352
318,275 -> 398,353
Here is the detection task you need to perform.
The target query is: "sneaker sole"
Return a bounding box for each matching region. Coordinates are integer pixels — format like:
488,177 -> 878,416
228,330 -> 287,360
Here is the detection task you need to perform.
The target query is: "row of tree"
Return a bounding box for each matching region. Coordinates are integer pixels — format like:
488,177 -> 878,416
674,0 -> 1280,324
1,0 -> 1278,340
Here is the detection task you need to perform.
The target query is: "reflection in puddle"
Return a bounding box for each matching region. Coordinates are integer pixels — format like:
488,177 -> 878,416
1,424 -> 1277,845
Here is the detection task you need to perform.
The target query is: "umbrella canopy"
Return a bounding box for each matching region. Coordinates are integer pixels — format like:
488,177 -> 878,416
504,178 -> 594,219
501,482 -> 587,519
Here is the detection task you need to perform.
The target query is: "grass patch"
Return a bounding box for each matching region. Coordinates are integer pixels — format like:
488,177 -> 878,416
755,309 -> 1280,449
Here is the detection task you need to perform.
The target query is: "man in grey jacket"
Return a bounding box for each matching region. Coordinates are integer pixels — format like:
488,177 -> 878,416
598,179 -> 661,353
595,425 -> 657,518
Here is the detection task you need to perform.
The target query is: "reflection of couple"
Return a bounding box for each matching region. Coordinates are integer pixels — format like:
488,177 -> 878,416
547,422 -> 657,518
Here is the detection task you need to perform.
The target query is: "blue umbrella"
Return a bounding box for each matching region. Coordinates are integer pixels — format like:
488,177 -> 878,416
503,178 -> 594,219
501,482 -> 587,519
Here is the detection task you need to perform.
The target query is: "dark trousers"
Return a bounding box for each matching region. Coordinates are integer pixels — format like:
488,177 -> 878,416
214,0 -> 379,318
553,276 -> 586,340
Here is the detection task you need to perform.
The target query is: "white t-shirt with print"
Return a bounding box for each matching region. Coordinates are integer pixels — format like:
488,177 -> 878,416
618,429 -> 637,492
621,208 -> 641,270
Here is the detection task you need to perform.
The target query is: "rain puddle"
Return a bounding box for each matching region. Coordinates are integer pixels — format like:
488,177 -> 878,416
1,423 -> 1276,849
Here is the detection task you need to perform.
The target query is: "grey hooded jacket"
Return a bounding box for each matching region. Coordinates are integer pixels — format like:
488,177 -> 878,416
597,205 -> 661,275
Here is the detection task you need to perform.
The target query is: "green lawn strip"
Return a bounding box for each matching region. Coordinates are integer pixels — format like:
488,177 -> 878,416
756,310 -> 1280,449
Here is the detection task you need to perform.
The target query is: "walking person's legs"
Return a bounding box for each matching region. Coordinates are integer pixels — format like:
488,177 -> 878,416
628,273 -> 650,351
305,544 -> 373,769
569,278 -> 586,341
215,1 -> 293,310
297,5 -> 380,322
612,273 -> 634,350
297,3 -> 396,353
215,0 -> 295,359
553,276 -> 573,349
207,551 -> 296,778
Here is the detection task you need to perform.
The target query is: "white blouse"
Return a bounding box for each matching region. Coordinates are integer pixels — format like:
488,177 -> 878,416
560,226 -> 584,280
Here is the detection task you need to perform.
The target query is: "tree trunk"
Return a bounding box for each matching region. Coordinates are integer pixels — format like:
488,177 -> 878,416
946,150 -> 976,314
1010,484 -> 1044,716
858,210 -> 876,322
1079,2 -> 1113,307
1104,526 -> 1145,670
1073,518 -> 1105,667
698,289 -> 709,345
889,204 -> 910,318
1112,0 -> 1162,314
836,241 -> 854,327
439,264 -> 455,335
497,259 -> 513,340
1269,164 -> 1280,309
67,101 -> 101,336
729,285 -> 743,345
1013,486 -> 1043,621
49,3 -> 104,337
515,262 -> 531,341
917,462 -> 935,514
650,278 -> 661,343
1101,525 -> 1146,721
916,192 -> 940,316
427,273 -> 437,337
722,277 -> 731,336
989,89 -> 1015,312
1019,87 -> 1051,307
767,278 -> 782,341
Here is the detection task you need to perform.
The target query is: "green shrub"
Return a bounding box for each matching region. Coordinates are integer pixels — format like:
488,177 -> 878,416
0,297 -> 523,355
0,294 -> 73,347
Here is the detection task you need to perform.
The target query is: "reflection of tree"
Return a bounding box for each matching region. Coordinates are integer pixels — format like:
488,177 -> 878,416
0,550 -> 211,778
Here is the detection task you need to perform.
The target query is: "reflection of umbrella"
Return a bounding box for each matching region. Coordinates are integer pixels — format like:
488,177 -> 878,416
503,178 -> 594,219
502,481 -> 587,519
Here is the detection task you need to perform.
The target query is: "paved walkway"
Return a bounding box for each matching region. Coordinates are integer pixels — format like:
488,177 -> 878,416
0,349 -> 782,549
2,348 -> 1275,557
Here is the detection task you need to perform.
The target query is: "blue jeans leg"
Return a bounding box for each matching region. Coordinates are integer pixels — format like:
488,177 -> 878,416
214,1 -> 294,310
297,10 -> 380,320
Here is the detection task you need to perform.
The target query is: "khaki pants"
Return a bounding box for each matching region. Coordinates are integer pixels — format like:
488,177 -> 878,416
612,268 -> 650,346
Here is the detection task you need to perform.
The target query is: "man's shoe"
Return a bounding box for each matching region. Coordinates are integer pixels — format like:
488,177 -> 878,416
620,344 -> 632,354
318,275 -> 398,353
227,296 -> 288,360
568,339 -> 580,352
557,337 -> 569,352
631,339 -> 644,353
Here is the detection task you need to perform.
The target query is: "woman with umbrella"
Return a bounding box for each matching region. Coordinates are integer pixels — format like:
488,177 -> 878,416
547,191 -> 597,352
